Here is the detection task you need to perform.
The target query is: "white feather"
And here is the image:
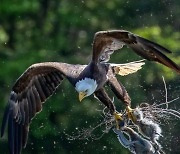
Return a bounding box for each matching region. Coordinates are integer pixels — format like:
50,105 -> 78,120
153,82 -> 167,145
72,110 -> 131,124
75,78 -> 97,96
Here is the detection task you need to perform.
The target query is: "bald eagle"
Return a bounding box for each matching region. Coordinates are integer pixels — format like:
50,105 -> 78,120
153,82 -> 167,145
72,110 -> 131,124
1,30 -> 180,154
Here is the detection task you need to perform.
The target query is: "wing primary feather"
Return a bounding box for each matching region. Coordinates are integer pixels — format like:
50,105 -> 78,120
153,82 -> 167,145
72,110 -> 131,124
137,36 -> 172,53
11,92 -> 19,120
22,100 -> 29,148
92,30 -> 180,74
51,72 -> 60,82
146,45 -> 180,73
22,125 -> 29,148
29,88 -> 36,117
38,76 -> 50,98
56,71 -> 64,80
15,104 -> 21,123
1,62 -> 85,153
43,75 -> 54,92
15,122 -> 19,154
52,71 -> 63,82
19,101 -> 25,125
41,76 -> 52,95
18,124 -> 22,154
27,92 -> 33,122
48,73 -> 59,86
32,86 -> 42,112
130,44 -> 180,73
1,104 -> 10,137
45,74 -> 56,89
34,78 -> 46,102
23,98 -> 29,126
8,111 -> 15,154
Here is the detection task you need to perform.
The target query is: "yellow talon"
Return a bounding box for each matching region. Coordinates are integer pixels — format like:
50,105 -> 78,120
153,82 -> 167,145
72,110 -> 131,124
126,106 -> 137,123
114,112 -> 123,129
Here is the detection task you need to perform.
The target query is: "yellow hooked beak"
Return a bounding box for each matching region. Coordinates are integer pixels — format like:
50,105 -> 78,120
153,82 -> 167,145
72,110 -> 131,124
79,91 -> 87,102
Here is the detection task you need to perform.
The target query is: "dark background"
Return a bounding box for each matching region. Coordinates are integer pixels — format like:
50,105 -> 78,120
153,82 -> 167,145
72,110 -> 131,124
0,0 -> 180,153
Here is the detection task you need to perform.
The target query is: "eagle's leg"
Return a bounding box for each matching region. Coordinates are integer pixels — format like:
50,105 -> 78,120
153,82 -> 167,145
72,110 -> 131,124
94,88 -> 116,114
107,77 -> 131,106
107,77 -> 135,122
94,88 -> 123,129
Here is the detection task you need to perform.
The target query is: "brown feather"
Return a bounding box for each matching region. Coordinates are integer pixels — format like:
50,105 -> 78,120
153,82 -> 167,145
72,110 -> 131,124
92,30 -> 180,74
1,62 -> 86,154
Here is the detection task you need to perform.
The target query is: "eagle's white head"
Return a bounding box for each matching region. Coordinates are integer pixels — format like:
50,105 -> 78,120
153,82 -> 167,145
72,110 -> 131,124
75,78 -> 97,102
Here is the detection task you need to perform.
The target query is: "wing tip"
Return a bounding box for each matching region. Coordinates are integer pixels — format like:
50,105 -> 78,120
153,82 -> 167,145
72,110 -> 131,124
1,105 -> 10,138
138,36 -> 172,54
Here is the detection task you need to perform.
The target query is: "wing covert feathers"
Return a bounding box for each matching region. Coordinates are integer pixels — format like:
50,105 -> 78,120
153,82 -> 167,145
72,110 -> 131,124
92,30 -> 180,74
1,29 -> 180,154
1,62 -> 85,154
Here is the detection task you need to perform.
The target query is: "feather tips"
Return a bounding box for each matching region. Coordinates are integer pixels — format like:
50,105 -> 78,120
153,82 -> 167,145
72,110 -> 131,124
92,30 -> 180,74
111,60 -> 145,76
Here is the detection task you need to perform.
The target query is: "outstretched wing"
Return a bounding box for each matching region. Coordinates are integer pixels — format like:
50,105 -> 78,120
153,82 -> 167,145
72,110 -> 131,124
1,62 -> 86,154
92,30 -> 180,73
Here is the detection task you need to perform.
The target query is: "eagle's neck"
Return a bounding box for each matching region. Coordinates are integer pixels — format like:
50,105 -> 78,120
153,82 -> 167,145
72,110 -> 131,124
75,78 -> 97,96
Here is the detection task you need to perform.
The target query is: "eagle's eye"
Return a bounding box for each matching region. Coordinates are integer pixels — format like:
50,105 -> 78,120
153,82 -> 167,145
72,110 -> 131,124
84,89 -> 89,95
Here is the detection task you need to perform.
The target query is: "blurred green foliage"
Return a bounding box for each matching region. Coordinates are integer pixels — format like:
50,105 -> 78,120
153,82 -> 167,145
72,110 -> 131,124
0,0 -> 180,153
